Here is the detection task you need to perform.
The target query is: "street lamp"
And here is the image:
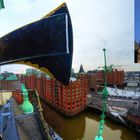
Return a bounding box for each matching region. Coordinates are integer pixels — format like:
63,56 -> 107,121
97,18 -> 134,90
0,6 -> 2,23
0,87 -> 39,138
95,48 -> 112,140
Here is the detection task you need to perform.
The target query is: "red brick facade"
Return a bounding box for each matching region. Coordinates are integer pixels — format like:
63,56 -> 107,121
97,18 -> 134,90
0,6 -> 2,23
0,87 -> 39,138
96,69 -> 124,86
20,75 -> 88,116
86,74 -> 97,92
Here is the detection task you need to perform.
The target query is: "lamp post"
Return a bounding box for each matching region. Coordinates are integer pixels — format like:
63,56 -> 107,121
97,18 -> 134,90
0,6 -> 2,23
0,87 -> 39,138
95,48 -> 110,140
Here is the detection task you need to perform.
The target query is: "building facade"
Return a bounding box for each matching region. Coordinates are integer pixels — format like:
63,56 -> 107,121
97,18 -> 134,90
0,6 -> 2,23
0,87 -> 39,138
20,75 -> 88,116
86,73 -> 97,92
96,69 -> 125,86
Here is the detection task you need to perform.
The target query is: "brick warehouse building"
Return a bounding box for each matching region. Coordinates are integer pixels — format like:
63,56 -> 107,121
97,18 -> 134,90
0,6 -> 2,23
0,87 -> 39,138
96,69 -> 125,86
83,69 -> 124,94
20,75 -> 88,116
78,65 -> 97,93
86,73 -> 97,93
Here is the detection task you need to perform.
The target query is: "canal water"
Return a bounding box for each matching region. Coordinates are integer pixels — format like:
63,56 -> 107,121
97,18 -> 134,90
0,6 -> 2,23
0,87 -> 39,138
41,101 -> 139,140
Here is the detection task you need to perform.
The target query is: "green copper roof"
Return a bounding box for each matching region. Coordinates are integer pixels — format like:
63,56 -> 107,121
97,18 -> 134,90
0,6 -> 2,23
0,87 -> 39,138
21,100 -> 34,114
21,84 -> 34,114
0,75 -> 4,80
6,75 -> 18,80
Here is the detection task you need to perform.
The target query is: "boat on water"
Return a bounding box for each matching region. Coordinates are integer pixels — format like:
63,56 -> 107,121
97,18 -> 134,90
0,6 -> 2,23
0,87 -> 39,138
0,2 -> 73,140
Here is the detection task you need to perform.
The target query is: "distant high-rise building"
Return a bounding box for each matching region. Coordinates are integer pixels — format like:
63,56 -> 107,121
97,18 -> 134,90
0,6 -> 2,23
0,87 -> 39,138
26,68 -> 39,76
71,68 -> 76,78
71,68 -> 74,74
26,68 -> 50,79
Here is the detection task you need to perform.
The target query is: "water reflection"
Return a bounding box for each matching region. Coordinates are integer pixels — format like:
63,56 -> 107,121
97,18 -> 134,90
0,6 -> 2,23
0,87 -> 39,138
41,101 -> 139,140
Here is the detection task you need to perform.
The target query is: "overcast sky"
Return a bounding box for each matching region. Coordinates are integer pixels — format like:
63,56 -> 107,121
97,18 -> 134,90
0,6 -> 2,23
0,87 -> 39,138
0,0 -> 139,73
